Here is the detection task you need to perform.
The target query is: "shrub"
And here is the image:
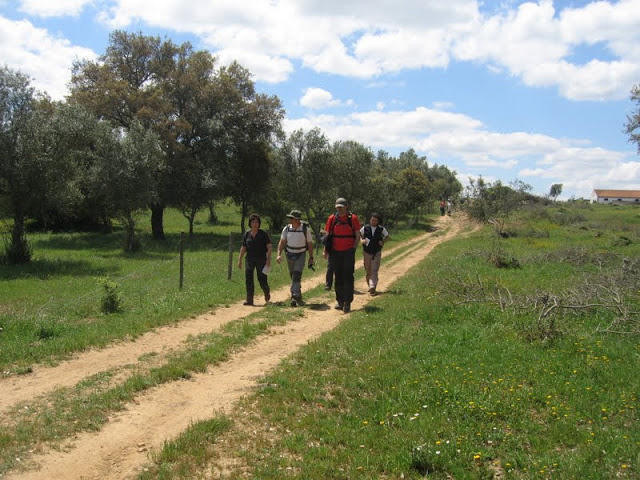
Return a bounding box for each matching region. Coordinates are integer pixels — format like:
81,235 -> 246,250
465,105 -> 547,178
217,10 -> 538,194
100,279 -> 123,314
612,235 -> 632,247
551,211 -> 587,226
486,242 -> 521,269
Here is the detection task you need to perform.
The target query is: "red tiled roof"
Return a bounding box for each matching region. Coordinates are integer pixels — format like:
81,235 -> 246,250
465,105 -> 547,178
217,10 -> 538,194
593,189 -> 640,198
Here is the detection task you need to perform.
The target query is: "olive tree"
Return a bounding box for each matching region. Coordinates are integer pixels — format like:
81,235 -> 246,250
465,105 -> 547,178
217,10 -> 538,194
625,84 -> 640,153
0,68 -> 87,262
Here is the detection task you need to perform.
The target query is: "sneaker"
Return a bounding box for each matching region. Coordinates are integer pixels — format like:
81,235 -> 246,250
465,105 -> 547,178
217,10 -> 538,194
290,298 -> 298,307
265,292 -> 271,303
343,303 -> 351,313
243,300 -> 253,306
334,302 -> 343,310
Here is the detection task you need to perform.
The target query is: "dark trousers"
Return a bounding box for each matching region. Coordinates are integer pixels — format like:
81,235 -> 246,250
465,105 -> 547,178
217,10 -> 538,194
245,258 -> 269,301
325,255 -> 335,288
331,249 -> 355,305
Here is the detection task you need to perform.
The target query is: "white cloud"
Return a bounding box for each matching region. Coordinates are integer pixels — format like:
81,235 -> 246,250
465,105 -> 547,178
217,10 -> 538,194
519,147 -> 640,197
19,0 -> 92,17
452,0 -> 640,100
215,48 -> 293,84
299,87 -> 353,109
0,16 -> 96,99
95,0 -> 640,100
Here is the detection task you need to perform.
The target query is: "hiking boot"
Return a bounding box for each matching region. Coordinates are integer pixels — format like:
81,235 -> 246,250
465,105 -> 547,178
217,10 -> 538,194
334,302 -> 343,310
368,287 -> 376,296
290,298 -> 298,307
243,300 -> 253,306
265,292 -> 271,303
343,303 -> 351,313
325,284 -> 332,291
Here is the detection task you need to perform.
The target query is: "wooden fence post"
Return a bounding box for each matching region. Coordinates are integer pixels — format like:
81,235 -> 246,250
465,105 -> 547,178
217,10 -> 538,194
179,232 -> 184,290
227,232 -> 233,280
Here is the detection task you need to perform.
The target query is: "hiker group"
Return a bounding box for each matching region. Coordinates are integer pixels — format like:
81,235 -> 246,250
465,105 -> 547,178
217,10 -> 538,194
238,197 -> 389,313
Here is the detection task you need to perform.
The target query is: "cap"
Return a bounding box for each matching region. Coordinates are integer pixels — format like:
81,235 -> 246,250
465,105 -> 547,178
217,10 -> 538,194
286,209 -> 303,220
335,197 -> 347,208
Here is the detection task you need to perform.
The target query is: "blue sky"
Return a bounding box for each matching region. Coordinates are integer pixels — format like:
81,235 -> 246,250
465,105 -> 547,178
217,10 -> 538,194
1,0 -> 639,199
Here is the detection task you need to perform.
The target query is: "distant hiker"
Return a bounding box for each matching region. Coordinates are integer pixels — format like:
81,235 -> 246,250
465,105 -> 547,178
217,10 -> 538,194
277,209 -> 314,307
323,198 -> 361,313
439,199 -> 446,216
360,213 -> 389,296
446,199 -> 452,215
320,228 -> 334,290
238,214 -> 272,306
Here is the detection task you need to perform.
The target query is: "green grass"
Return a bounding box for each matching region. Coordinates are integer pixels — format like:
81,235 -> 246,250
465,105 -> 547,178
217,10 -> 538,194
0,203 -> 429,372
140,204 -> 640,479
0,214 -> 435,475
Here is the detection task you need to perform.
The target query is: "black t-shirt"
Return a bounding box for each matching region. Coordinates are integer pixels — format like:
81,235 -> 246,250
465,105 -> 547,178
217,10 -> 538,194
242,229 -> 271,260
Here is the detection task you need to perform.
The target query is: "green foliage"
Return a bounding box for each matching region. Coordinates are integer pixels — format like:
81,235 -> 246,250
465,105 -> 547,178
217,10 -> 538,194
625,83 -> 640,153
264,140 -> 461,231
99,278 -> 123,314
549,183 -> 563,200
462,178 -> 533,235
486,242 -> 521,269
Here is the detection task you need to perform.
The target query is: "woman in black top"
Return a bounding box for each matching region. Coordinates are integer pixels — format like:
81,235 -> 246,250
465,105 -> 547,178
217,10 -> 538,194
238,214 -> 272,305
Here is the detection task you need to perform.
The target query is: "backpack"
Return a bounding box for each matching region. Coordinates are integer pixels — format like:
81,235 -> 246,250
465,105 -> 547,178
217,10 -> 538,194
285,222 -> 309,252
325,212 -> 354,251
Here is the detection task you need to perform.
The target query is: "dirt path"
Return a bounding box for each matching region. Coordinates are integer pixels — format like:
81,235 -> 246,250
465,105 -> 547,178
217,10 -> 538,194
0,223 -> 435,415
6,215 -> 465,480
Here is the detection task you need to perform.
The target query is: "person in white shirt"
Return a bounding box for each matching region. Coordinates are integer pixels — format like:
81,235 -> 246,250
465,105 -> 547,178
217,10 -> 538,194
276,209 -> 314,306
359,213 -> 389,296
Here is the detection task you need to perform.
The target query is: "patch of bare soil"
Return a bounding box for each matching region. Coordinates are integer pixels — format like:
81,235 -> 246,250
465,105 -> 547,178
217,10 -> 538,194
5,215 -> 466,480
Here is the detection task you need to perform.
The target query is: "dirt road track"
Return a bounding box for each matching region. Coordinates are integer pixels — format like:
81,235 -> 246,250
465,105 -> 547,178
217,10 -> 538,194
6,215 -> 464,480
0,221 -> 436,415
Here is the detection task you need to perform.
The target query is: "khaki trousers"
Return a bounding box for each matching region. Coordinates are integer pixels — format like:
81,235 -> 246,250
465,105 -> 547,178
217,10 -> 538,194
363,251 -> 382,289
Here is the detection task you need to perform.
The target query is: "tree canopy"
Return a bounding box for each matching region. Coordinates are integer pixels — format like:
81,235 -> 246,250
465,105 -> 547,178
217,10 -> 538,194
625,84 -> 640,153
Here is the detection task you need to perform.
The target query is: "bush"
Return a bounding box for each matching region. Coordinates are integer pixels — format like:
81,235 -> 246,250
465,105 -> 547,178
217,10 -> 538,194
485,242 -> 521,269
551,211 -> 587,225
612,235 -> 632,247
100,279 -> 123,314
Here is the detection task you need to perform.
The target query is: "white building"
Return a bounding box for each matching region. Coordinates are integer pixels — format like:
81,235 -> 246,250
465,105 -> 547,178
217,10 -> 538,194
592,189 -> 640,204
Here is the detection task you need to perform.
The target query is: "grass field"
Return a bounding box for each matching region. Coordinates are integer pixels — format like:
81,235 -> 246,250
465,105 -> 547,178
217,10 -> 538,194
1,202 -> 639,479
0,203 -> 427,373
140,202 -> 640,479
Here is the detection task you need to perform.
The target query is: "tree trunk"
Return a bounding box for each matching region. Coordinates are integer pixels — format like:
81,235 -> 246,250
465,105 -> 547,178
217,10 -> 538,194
207,201 -> 218,224
123,213 -> 137,252
188,207 -> 197,237
150,203 -> 165,240
240,199 -> 247,234
8,210 -> 31,263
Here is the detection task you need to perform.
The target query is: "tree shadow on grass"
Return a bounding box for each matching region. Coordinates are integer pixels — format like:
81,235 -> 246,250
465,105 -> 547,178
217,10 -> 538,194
158,232 -> 240,253
31,231 -> 235,257
0,258 -> 119,280
31,231 -> 122,251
